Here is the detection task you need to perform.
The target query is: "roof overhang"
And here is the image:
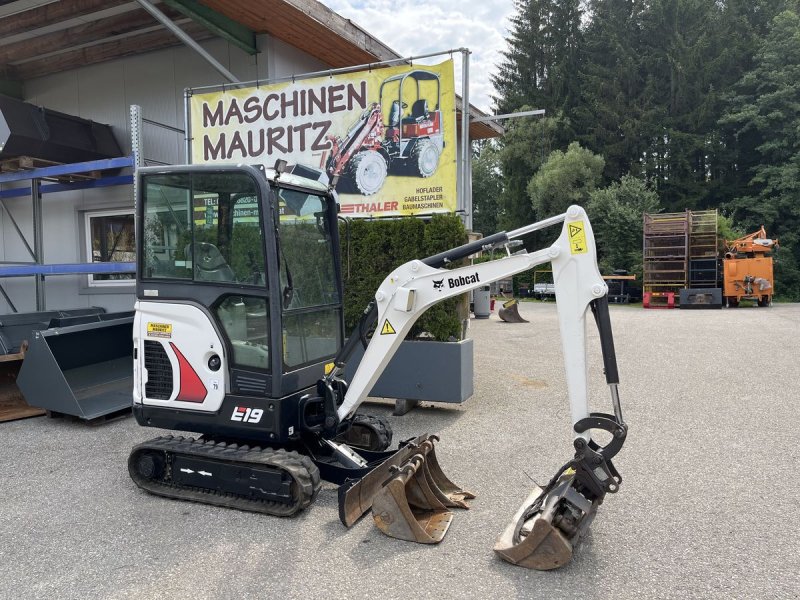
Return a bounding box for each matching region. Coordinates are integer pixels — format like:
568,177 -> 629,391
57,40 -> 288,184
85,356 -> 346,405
0,0 -> 502,138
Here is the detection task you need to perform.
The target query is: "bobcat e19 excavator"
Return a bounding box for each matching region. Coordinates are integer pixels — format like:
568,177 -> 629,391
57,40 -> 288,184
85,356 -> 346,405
129,163 -> 627,570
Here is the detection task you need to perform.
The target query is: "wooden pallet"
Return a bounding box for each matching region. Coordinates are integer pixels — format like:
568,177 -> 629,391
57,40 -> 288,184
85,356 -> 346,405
0,156 -> 101,182
0,396 -> 45,422
0,349 -> 45,423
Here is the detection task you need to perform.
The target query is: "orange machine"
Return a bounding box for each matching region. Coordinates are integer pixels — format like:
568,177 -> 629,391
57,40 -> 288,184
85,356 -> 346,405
723,226 -> 778,307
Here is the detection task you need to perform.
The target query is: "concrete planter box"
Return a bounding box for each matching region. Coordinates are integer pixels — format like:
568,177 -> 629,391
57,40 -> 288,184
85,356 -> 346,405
344,338 -> 474,409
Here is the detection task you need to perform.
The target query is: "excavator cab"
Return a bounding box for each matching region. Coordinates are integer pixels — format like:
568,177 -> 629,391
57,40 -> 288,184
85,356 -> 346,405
133,164 -> 345,444
379,69 -> 443,178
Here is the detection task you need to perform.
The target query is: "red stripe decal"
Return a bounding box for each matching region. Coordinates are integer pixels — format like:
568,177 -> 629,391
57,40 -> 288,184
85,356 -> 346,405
169,342 -> 207,403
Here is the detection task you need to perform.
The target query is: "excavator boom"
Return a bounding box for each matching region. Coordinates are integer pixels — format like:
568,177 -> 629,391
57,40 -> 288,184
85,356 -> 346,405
327,206 -> 627,568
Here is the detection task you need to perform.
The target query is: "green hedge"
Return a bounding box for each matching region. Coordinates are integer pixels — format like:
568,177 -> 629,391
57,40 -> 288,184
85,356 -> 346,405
339,214 -> 468,341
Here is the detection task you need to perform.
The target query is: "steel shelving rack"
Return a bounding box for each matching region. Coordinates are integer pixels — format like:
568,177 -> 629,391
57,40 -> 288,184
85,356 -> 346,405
643,209 -> 719,306
0,156 -> 136,311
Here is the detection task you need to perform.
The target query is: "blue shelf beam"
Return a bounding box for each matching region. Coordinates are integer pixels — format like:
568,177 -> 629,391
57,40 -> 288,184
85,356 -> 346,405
0,262 -> 136,277
0,175 -> 134,199
0,156 -> 134,184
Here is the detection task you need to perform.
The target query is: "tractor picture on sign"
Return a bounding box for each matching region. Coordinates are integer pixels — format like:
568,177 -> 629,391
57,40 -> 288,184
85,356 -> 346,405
326,70 -> 444,196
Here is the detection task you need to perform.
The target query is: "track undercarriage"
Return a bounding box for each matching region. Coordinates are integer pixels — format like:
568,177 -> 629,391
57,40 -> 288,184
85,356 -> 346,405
128,413 -> 395,517
129,436 -> 321,516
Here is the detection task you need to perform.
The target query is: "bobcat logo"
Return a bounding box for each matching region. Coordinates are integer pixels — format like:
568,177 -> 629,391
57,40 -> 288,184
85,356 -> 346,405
433,279 -> 444,291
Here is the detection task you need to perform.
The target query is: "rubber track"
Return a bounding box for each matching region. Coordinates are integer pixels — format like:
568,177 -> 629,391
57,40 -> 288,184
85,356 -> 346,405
129,436 -> 321,516
338,414 -> 393,451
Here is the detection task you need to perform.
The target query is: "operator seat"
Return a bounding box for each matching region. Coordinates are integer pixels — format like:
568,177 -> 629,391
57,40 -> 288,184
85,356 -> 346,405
403,100 -> 429,124
186,242 -> 235,282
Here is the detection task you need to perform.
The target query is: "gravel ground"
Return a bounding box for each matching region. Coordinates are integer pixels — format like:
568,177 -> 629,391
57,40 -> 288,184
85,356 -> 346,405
1,302 -> 798,599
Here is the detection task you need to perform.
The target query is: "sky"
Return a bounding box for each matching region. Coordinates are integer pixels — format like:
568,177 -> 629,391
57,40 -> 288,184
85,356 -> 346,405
321,0 -> 517,112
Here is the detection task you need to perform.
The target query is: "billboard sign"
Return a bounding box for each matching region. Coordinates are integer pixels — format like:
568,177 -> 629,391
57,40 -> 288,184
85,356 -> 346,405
189,60 -> 457,218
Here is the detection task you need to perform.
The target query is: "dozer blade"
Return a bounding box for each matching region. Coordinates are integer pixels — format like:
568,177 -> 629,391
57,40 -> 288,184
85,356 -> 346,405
371,453 -> 453,544
498,299 -> 529,323
338,433 -> 473,543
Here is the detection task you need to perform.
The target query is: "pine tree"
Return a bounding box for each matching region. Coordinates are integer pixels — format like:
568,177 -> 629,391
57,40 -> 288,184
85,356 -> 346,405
712,0 -> 790,207
492,0 -> 552,114
492,0 -> 586,229
576,0 -> 648,182
471,141 -> 504,235
493,0 -> 585,125
721,7 -> 800,298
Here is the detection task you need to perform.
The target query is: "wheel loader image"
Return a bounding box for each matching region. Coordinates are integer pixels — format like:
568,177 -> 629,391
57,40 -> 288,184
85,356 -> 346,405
326,70 -> 444,195
129,163 -> 627,570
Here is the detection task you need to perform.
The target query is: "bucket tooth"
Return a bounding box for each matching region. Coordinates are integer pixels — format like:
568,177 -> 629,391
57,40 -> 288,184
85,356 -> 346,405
494,488 -> 574,570
372,454 -> 453,544
498,299 -> 529,323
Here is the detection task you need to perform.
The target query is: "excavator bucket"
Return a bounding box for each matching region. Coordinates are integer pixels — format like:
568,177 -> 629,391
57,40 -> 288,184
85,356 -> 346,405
338,434 -> 473,543
16,313 -> 134,420
494,488 -> 574,569
499,299 -> 529,323
416,437 -> 476,508
0,308 -> 106,422
494,469 -> 600,570
371,453 -> 453,544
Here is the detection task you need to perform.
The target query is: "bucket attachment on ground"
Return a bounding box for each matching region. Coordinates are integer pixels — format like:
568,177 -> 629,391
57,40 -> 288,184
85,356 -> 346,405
371,453 -> 454,544
0,308 -> 107,423
416,437 -> 476,508
338,434 -> 473,543
494,486 -> 585,570
495,422 -> 624,570
17,313 -> 134,421
499,299 -> 528,323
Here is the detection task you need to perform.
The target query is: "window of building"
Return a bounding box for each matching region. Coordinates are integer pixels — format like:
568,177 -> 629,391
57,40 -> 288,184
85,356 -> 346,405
85,209 -> 136,286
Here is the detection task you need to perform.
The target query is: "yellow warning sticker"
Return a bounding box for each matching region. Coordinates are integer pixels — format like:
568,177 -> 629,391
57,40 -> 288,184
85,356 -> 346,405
380,320 -> 397,335
568,221 -> 588,254
324,362 -> 335,375
147,322 -> 172,338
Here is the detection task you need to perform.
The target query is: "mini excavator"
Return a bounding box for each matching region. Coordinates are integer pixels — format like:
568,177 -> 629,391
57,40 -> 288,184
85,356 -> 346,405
128,163 -> 626,569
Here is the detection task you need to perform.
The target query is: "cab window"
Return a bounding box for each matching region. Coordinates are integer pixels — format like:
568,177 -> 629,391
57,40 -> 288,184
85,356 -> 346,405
141,172 -> 266,286
278,187 -> 342,369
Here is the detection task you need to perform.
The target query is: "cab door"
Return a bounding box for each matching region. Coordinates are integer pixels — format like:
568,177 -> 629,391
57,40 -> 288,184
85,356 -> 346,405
134,166 -> 275,411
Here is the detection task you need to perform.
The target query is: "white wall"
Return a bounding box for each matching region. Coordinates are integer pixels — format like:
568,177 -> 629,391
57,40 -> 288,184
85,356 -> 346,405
0,32 -> 326,314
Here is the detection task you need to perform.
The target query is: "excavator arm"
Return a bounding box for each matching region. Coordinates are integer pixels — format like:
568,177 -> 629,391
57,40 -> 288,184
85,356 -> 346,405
322,205 -> 627,568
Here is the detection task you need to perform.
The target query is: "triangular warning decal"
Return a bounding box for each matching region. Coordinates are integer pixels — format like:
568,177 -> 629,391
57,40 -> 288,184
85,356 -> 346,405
380,320 -> 397,335
567,220 -> 588,254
